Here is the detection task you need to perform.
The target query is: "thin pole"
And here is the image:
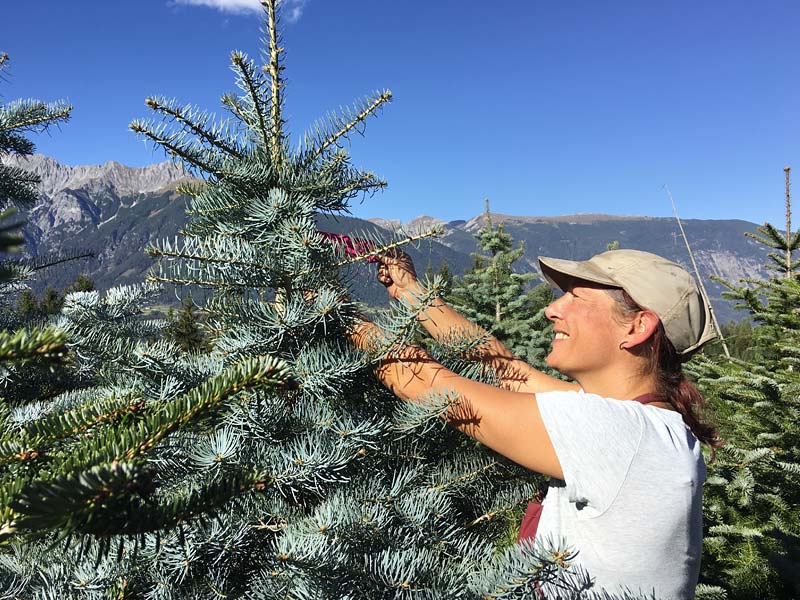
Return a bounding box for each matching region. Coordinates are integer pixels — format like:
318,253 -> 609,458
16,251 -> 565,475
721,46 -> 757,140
664,185 -> 730,359
785,166 -> 792,279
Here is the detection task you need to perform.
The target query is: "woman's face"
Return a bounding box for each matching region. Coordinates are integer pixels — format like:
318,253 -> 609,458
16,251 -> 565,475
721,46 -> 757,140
544,280 -> 631,381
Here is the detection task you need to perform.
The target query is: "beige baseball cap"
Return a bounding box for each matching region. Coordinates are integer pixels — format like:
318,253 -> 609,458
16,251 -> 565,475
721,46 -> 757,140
538,249 -> 716,357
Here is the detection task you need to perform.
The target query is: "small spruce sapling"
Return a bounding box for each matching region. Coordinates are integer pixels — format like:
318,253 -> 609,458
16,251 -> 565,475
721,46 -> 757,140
449,200 -> 554,370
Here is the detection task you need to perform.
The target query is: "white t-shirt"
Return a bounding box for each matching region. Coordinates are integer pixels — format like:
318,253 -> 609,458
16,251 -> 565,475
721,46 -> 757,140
535,390 -> 705,599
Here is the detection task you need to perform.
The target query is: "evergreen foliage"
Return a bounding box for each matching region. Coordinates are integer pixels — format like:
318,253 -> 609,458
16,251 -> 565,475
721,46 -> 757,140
450,202 -> 554,370
423,261 -> 453,299
0,4 -> 638,597
0,51 -> 73,293
693,194 -> 800,599
702,319 -> 759,362
166,293 -> 211,352
14,288 -> 36,318
0,53 -> 72,208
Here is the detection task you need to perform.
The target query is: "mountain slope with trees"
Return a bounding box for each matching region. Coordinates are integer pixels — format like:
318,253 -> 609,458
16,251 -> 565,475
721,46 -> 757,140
5,153 -> 774,322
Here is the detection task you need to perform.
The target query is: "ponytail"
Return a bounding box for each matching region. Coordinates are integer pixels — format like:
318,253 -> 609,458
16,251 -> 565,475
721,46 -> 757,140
649,324 -> 722,459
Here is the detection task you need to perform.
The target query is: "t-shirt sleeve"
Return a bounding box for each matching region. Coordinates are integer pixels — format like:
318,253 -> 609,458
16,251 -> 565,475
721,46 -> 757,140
536,390 -> 643,516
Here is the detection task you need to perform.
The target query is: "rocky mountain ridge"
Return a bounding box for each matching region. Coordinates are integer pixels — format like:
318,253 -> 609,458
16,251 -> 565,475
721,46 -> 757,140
4,156 -> 774,321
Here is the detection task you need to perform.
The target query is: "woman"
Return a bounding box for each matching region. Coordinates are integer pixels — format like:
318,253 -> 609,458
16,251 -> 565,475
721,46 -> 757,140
353,248 -> 720,599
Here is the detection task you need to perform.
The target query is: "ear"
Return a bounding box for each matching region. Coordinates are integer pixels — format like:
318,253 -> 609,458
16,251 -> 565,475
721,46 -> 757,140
619,310 -> 660,350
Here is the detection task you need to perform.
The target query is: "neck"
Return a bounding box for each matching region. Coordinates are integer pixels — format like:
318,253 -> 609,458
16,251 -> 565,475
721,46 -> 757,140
575,361 -> 658,400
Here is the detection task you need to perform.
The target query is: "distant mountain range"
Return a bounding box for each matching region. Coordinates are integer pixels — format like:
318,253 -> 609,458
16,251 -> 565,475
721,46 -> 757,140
4,155 -> 775,323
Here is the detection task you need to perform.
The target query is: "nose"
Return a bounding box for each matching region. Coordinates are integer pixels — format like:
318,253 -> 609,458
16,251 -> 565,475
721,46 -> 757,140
545,295 -> 563,322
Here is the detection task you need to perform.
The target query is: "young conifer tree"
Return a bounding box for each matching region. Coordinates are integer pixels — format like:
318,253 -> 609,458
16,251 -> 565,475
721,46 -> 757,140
2,8 -> 637,597
691,172 -> 800,600
77,2 -> 624,596
449,201 -> 554,370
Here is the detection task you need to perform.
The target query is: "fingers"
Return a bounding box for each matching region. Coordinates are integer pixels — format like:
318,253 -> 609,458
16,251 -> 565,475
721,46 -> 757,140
377,262 -> 393,286
376,249 -> 419,299
379,249 -> 416,274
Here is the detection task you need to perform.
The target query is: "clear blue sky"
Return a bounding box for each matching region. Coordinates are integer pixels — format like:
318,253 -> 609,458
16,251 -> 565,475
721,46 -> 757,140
3,1 -> 799,225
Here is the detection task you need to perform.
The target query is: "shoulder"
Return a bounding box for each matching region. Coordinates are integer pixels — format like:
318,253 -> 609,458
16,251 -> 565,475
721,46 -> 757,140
536,390 -> 646,427
535,390 -> 644,461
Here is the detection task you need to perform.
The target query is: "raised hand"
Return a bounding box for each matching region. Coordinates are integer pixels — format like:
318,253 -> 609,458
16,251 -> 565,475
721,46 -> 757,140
376,250 -> 424,302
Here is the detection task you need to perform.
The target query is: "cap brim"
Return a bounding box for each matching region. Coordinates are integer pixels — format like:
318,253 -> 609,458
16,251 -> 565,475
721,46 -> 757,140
538,256 -> 620,292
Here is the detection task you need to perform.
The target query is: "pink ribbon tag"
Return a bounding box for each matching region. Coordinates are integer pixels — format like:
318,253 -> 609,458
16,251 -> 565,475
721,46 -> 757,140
319,231 -> 379,262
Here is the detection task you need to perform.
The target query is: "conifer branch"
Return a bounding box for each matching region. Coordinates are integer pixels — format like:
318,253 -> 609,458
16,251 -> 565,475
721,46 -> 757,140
1,101 -> 72,132
146,245 -> 263,270
264,0 -> 285,171
185,203 -> 241,216
129,121 -> 220,176
0,327 -> 66,361
144,97 -> 243,159
336,172 -> 388,198
146,274 -> 261,289
176,181 -> 205,198
20,392 -> 145,449
122,356 -> 290,460
231,51 -> 271,158
303,91 -> 392,165
429,460 -> 500,492
367,286 -> 444,360
332,227 -> 442,270
25,249 -> 94,272
221,92 -> 250,126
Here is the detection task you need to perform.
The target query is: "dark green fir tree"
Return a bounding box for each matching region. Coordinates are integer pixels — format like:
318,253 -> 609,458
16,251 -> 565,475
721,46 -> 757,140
38,285 -> 62,315
166,293 -> 211,352
14,289 -> 37,318
450,200 -> 554,370
692,167 -> 800,600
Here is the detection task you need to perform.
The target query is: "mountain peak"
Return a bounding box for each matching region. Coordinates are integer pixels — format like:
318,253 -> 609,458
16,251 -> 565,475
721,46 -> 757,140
2,154 -> 190,197
368,215 -> 446,234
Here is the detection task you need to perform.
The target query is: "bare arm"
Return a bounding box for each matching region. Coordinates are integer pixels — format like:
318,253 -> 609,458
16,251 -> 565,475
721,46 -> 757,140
377,253 -> 577,394
351,321 -> 564,479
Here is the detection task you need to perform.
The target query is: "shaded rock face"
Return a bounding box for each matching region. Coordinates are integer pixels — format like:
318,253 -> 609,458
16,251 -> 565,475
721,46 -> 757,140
2,154 -> 190,293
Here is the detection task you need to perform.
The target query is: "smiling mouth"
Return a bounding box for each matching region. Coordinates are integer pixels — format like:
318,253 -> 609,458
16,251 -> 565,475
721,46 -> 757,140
554,332 -> 570,340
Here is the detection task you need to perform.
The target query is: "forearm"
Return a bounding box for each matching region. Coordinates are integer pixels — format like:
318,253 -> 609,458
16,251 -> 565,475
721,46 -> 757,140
350,319 -> 564,479
352,320 -> 485,437
400,284 -> 550,392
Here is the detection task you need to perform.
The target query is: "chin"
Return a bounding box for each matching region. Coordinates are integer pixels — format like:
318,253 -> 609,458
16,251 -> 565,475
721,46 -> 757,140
546,353 -> 572,379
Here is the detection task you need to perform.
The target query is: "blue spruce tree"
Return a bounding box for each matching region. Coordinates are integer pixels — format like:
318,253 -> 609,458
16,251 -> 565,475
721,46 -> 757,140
1,6 -> 641,598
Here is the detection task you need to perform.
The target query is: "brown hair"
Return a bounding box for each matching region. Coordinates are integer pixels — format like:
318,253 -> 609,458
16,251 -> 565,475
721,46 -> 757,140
607,289 -> 722,459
